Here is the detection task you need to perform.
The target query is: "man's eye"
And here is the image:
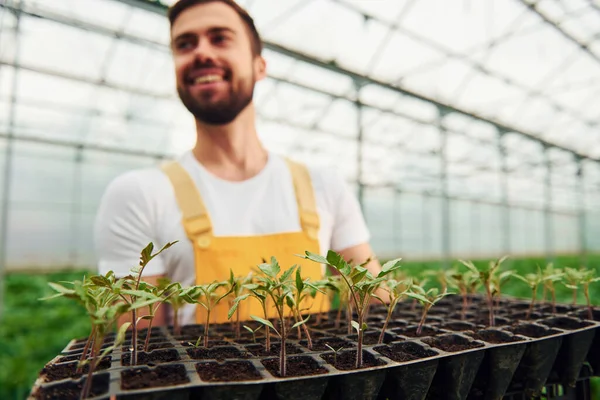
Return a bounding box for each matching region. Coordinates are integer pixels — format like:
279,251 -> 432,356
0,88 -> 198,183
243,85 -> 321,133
175,41 -> 194,50
212,35 -> 228,44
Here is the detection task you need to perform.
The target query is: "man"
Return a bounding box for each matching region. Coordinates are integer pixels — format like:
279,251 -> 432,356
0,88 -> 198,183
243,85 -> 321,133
94,0 -> 384,327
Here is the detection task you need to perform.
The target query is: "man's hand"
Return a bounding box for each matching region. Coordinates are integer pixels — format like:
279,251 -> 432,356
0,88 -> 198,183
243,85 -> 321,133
336,243 -> 391,303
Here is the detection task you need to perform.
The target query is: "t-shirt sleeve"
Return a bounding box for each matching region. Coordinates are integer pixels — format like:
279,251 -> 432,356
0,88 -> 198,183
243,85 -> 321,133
324,170 -> 371,252
94,170 -> 166,278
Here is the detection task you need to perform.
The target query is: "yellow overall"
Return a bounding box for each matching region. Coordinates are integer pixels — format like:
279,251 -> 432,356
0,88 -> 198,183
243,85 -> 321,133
161,159 -> 329,324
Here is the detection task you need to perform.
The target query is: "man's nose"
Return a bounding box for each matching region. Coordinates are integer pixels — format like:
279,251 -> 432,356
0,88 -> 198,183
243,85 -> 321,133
193,39 -> 217,64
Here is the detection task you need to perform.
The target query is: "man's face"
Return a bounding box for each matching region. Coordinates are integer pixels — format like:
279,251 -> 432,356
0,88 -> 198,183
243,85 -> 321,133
170,2 -> 265,125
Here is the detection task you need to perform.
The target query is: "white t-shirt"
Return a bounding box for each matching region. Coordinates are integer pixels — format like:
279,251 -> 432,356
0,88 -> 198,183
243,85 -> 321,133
94,151 -> 370,325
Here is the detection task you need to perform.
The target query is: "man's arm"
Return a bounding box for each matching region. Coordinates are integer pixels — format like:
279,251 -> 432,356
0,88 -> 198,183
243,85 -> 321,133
117,274 -> 168,329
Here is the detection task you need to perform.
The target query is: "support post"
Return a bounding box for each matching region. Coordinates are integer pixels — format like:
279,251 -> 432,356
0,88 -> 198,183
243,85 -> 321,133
354,79 -> 365,211
543,146 -> 554,263
576,158 -> 587,266
436,107 -> 451,269
0,3 -> 22,320
498,128 -> 511,258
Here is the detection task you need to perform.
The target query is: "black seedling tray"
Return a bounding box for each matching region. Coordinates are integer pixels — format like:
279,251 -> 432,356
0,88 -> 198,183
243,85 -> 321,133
28,295 -> 600,400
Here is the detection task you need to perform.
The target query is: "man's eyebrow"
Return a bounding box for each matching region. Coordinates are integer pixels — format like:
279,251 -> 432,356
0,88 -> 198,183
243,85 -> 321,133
172,27 -> 236,43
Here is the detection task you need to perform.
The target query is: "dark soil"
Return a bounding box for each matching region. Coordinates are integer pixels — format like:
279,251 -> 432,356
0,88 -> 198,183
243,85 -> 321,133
121,364 -> 190,390
196,361 -> 262,382
347,331 -> 394,344
469,330 -> 523,344
33,373 -> 109,400
262,356 -> 328,378
541,317 -> 593,330
122,342 -> 174,352
41,358 -> 111,382
571,308 -> 600,321
245,342 -> 303,357
125,327 -> 163,338
422,335 -> 485,352
123,336 -> 168,346
187,346 -> 250,361
321,350 -> 385,370
179,339 -> 231,347
302,337 -> 355,352
441,321 -> 476,331
392,326 -> 439,338
374,342 -> 438,363
67,339 -> 114,352
121,349 -> 180,366
508,324 -> 560,338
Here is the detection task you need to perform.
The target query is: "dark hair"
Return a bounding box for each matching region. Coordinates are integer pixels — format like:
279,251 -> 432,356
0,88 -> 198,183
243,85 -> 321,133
168,0 -> 263,56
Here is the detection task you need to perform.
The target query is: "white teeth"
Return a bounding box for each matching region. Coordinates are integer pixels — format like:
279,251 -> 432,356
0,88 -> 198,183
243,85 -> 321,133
194,75 -> 223,84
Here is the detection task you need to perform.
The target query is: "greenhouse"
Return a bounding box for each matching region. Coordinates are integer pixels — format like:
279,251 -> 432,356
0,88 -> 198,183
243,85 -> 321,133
1,0 -> 599,399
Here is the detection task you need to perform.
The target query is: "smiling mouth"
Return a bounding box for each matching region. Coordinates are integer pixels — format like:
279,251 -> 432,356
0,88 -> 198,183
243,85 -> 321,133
193,75 -> 224,84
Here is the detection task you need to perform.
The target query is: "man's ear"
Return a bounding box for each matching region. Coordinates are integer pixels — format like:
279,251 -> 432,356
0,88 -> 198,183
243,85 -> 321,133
254,56 -> 267,81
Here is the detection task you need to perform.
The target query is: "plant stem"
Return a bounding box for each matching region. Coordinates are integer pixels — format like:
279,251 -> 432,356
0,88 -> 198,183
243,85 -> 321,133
279,317 -> 287,377
294,312 -> 302,340
416,305 -> 429,336
551,290 -> 556,314
485,284 -> 494,327
584,284 -> 593,320
77,325 -> 96,375
173,307 -> 180,336
144,318 -> 154,353
526,285 -> 537,320
262,303 -> 271,352
204,310 -> 210,348
235,307 -> 241,340
80,334 -> 101,400
335,305 -> 342,328
131,308 -> 138,365
378,308 -> 393,344
460,286 -> 468,321
572,288 -> 578,305
356,313 -> 364,368
346,301 -> 353,335
296,309 -> 313,350
317,294 -> 325,324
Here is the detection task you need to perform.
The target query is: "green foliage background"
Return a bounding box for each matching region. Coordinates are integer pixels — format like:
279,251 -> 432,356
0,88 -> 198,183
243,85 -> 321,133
1,254 -> 599,399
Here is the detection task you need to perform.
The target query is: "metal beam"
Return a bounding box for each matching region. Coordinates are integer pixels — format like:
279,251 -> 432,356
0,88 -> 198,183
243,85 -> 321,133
0,131 -> 171,159
518,0 -> 600,64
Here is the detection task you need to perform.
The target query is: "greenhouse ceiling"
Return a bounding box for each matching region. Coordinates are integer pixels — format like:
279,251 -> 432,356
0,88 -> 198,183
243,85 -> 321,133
1,0 -> 600,207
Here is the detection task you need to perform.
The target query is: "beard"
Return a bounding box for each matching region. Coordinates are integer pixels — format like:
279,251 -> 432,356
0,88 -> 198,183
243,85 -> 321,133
177,70 -> 255,125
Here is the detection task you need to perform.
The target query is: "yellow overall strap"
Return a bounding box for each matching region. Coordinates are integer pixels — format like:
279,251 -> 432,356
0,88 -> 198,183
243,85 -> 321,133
160,161 -> 213,248
285,158 -> 320,241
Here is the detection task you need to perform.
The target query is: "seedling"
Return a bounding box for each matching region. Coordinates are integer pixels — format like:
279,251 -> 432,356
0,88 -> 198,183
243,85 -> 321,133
460,256 -> 508,327
563,267 -> 583,305
324,343 -> 345,366
159,279 -> 187,337
42,273 -> 139,399
225,271 -> 253,340
304,251 -> 402,368
243,325 -> 261,343
579,269 -> 600,320
377,277 -> 411,344
290,267 -> 324,349
186,280 -> 232,348
119,242 -> 176,365
541,264 -> 564,313
406,286 -> 452,336
138,278 -> 180,352
447,266 -> 478,320
230,281 -> 272,352
238,257 -> 299,377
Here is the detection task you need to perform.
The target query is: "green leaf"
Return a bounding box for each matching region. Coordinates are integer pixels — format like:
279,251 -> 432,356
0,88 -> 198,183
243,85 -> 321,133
251,316 -> 279,336
303,251 -> 329,265
243,325 -> 255,334
379,258 -> 402,275
47,282 -> 75,295
351,320 -> 360,334
351,267 -> 368,284
228,294 -> 250,319
258,257 -> 280,278
280,265 -> 296,283
406,292 -> 430,304
295,268 -> 304,292
292,315 -> 310,329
